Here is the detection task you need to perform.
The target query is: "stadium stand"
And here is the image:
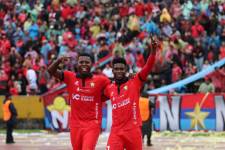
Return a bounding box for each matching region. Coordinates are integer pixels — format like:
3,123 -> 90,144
0,0 -> 225,96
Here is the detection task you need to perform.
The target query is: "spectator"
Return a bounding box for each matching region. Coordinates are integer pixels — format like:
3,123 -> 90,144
8,75 -> 19,95
193,41 -> 204,71
198,77 -> 215,93
139,93 -> 155,147
102,63 -> 113,79
219,41 -> 225,59
17,73 -> 27,95
0,31 -> 11,56
98,39 -> 109,59
184,62 -> 197,76
172,62 -> 182,82
135,50 -> 145,71
38,66 -> 50,94
0,0 -> 224,95
40,38 -> 52,65
160,8 -> 172,23
28,21 -> 39,40
127,11 -> 140,32
26,66 -> 38,95
2,94 -> 17,144
170,0 -> 182,19
125,49 -> 135,73
191,21 -> 205,38
112,41 -> 125,58
208,66 -> 225,92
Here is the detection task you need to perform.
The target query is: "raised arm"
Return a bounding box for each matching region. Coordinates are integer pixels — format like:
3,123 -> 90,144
138,36 -> 158,81
47,56 -> 70,80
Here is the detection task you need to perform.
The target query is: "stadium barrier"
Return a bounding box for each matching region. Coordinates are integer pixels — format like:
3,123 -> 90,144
0,96 -> 44,119
41,89 -> 225,131
0,91 -> 224,131
0,92 -> 224,131
0,96 -> 44,129
150,93 -> 225,131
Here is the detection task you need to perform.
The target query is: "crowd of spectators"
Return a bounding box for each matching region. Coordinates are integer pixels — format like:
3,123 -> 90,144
0,0 -> 225,96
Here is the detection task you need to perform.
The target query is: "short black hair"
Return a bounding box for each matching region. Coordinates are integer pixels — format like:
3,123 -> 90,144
78,52 -> 95,63
112,57 -> 127,66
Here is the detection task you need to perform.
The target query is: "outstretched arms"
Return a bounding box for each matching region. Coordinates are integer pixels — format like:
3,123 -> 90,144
138,36 -> 158,81
47,56 -> 70,80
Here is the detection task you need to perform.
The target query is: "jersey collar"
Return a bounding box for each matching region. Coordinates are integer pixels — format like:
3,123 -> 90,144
114,77 -> 129,85
76,72 -> 93,79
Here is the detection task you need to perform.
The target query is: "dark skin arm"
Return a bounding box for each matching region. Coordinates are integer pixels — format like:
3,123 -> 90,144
47,56 -> 70,80
129,36 -> 158,79
138,35 -> 158,81
148,35 -> 158,54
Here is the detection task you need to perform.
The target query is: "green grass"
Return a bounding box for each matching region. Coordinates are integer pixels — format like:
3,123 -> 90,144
0,129 -> 43,134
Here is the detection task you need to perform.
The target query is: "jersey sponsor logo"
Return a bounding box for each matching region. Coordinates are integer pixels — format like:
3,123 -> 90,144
72,94 -> 80,100
76,87 -> 90,92
74,81 -> 79,85
110,92 -> 115,100
112,98 -> 130,109
90,82 -> 95,87
124,85 -> 128,90
133,102 -> 137,120
110,92 -> 125,101
72,94 -> 94,102
119,94 -> 125,98
95,103 -> 99,119
74,81 -> 95,88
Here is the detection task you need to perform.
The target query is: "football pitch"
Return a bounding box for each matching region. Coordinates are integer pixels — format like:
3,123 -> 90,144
0,131 -> 225,150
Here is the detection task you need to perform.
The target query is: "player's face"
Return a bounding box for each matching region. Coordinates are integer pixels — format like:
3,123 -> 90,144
77,56 -> 92,74
113,63 -> 127,80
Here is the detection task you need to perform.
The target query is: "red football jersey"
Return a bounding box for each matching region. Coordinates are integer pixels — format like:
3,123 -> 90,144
104,53 -> 155,131
104,74 -> 143,131
63,71 -> 110,128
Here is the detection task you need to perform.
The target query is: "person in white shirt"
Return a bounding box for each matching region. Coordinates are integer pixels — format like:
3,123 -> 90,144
102,63 -> 113,79
26,66 -> 38,94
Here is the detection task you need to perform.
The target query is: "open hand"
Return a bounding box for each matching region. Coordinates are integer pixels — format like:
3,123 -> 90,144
59,55 -> 71,63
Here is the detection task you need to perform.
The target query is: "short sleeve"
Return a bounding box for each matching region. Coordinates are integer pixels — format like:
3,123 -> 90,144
103,84 -> 111,98
101,75 -> 111,89
99,75 -> 111,99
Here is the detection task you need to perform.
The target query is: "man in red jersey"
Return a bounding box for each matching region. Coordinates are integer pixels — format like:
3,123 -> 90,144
104,37 -> 158,150
48,53 -> 110,150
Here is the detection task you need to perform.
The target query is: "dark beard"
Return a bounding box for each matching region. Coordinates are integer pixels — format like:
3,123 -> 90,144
76,72 -> 93,78
115,76 -> 129,85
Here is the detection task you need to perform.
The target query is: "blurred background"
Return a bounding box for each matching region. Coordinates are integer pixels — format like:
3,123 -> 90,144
0,0 -> 224,131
